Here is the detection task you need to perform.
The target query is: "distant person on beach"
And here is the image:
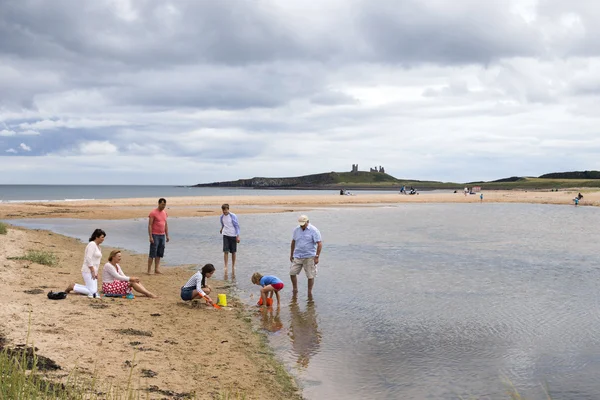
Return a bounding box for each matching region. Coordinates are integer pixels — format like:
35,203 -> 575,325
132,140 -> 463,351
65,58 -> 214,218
290,215 -> 322,297
578,192 -> 583,200
480,193 -> 484,202
219,204 -> 240,273
65,228 -> 105,298
252,272 -> 284,307
464,187 -> 468,196
148,198 -> 169,275
400,185 -> 405,194
340,189 -> 344,195
180,263 -> 216,306
102,250 -> 158,298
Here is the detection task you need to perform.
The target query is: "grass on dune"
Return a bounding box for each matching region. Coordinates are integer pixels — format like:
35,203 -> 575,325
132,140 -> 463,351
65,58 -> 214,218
7,250 -> 58,266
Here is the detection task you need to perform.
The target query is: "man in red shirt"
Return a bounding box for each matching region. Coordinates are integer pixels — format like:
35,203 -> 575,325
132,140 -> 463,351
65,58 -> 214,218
148,198 -> 170,274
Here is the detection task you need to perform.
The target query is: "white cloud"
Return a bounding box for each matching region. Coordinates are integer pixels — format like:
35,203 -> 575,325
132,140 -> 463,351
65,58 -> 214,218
79,141 -> 118,155
0,129 -> 16,136
5,148 -> 17,153
19,143 -> 32,151
20,129 -> 40,135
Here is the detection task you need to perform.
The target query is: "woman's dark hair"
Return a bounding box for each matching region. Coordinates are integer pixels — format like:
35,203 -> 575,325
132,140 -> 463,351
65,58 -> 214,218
89,228 -> 106,242
200,263 -> 215,287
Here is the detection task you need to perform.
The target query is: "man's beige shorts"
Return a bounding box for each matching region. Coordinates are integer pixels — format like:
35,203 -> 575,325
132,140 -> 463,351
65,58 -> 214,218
290,257 -> 316,279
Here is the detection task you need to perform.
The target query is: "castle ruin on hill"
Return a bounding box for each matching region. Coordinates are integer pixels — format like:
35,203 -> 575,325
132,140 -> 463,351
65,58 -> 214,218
351,164 -> 385,173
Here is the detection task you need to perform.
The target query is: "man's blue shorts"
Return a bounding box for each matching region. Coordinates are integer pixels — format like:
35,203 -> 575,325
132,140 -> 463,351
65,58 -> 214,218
149,234 -> 166,258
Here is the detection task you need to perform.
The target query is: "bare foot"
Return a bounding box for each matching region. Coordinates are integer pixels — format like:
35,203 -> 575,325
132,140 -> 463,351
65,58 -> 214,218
65,282 -> 75,293
154,270 -> 163,275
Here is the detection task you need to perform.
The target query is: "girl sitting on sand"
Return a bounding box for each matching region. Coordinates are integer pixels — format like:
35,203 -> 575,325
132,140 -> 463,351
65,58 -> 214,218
180,263 -> 216,306
102,250 -> 158,298
251,272 -> 284,307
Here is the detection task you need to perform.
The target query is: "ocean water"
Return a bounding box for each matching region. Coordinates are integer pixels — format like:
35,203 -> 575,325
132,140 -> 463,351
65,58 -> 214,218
0,185 -> 403,202
7,203 -> 600,399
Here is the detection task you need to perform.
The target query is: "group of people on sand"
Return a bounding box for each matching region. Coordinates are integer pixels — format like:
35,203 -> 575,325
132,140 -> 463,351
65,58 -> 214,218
64,198 -> 324,309
64,228 -> 159,299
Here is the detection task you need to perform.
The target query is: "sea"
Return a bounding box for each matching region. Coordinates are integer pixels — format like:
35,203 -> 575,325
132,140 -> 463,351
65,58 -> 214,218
0,185 -> 402,203
6,201 -> 600,399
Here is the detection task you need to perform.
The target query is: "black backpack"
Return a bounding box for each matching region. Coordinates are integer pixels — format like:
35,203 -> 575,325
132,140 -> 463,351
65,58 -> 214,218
47,291 -> 68,300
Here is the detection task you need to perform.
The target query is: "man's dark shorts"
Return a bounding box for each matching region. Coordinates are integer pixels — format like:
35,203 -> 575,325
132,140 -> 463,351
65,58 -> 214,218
222,235 -> 237,253
149,234 -> 166,258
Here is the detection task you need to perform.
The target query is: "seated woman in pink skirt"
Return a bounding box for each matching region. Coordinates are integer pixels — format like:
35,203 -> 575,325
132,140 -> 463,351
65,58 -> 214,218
102,250 -> 158,298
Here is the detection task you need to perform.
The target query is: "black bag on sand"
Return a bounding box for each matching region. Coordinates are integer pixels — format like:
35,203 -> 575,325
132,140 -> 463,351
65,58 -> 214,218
47,291 -> 67,300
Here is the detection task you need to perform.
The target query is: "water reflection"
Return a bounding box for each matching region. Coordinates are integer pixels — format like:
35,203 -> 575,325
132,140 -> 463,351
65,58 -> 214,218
223,266 -> 236,282
288,296 -> 322,369
259,306 -> 284,333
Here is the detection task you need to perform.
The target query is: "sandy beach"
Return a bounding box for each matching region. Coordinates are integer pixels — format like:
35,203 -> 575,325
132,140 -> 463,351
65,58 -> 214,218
1,189 -> 598,398
0,226 -> 301,399
1,190 -> 598,221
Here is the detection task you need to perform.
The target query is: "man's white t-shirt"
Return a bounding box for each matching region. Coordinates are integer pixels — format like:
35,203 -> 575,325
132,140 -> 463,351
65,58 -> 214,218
222,214 -> 236,237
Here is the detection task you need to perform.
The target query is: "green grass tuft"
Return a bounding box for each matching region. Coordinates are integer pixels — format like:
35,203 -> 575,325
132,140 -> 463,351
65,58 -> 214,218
8,250 -> 58,266
0,221 -> 7,235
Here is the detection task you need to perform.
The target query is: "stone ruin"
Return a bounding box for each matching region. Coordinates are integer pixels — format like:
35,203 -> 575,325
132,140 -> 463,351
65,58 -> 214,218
351,164 -> 385,173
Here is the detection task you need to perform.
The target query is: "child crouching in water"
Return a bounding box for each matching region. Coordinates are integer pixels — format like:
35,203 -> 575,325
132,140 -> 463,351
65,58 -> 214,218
251,272 -> 284,307
181,263 -> 216,306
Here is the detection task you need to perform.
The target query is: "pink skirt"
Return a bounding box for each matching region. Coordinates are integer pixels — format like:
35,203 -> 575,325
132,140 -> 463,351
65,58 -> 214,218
102,281 -> 131,295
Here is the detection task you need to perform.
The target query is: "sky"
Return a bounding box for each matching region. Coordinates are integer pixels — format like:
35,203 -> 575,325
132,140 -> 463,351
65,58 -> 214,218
1,0 -> 600,185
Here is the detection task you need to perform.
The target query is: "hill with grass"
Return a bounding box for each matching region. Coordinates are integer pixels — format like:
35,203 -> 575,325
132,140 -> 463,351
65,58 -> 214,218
193,170 -> 600,191
193,171 -> 457,190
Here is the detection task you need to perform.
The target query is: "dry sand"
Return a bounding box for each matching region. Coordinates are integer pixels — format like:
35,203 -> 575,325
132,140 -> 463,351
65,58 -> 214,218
1,189 -> 599,221
0,227 -> 300,399
0,189 -> 598,398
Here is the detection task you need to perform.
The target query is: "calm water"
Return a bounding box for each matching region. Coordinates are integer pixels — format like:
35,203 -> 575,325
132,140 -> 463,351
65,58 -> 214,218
0,185 -> 402,202
7,203 -> 600,399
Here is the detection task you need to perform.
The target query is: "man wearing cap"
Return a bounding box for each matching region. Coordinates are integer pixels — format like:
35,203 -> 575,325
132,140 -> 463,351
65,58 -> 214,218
290,215 -> 322,297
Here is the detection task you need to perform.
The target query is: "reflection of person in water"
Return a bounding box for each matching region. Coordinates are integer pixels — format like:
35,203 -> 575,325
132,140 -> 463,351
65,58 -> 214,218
288,297 -> 322,368
259,306 -> 283,333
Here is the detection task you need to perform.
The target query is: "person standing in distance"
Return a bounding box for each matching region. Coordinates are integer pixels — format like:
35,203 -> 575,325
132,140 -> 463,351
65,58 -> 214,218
148,198 -> 169,274
290,215 -> 322,298
220,204 -> 240,273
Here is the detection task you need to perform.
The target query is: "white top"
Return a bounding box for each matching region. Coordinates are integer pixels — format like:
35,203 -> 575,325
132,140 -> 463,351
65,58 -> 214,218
81,241 -> 102,273
221,214 -> 236,237
182,271 -> 207,297
102,262 -> 130,283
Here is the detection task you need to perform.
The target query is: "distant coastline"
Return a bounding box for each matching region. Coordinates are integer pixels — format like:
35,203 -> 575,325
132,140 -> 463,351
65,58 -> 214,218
192,170 -> 600,191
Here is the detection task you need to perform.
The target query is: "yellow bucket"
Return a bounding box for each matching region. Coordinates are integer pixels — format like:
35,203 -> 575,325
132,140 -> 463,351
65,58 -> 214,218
217,294 -> 227,307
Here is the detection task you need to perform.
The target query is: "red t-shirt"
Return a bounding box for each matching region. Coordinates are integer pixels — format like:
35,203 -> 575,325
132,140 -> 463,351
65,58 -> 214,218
149,209 -> 168,235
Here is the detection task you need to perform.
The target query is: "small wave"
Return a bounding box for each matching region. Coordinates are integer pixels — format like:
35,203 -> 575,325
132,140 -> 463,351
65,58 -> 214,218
64,198 -> 95,202
1,198 -> 95,204
4,199 -> 53,203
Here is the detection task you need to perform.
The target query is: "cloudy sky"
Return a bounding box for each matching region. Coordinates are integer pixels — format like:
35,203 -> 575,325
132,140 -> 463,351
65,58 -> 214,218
1,0 -> 600,185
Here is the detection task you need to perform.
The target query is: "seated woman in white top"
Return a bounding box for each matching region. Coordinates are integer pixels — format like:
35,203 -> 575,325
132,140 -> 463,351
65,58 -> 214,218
102,250 -> 158,298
